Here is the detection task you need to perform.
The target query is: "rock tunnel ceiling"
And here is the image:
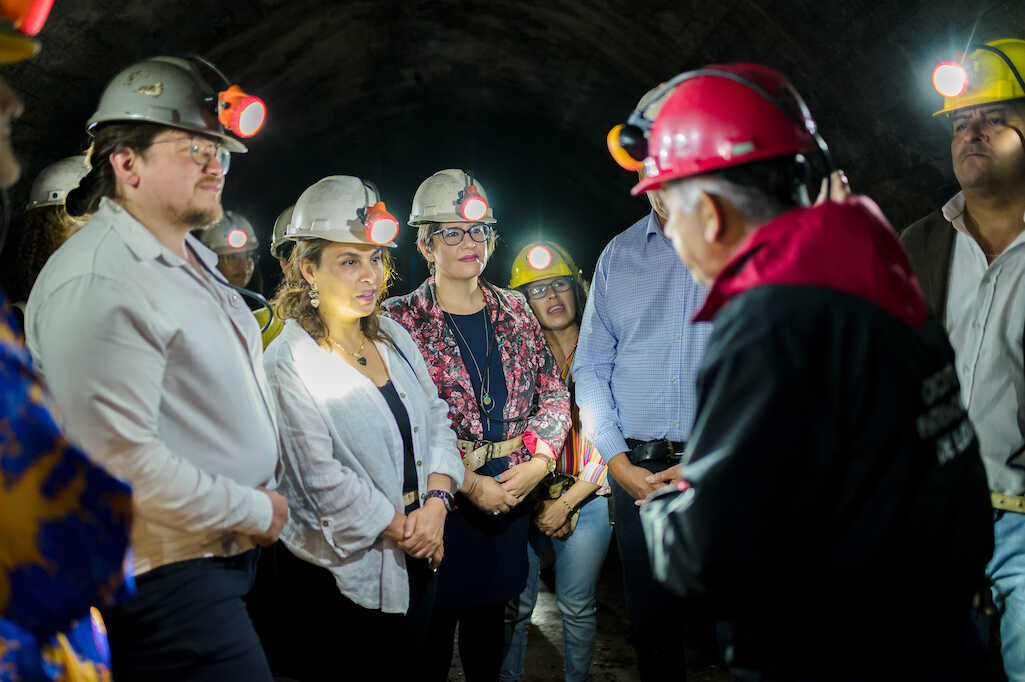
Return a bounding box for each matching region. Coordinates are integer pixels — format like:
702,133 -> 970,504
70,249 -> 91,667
5,0 -> 1023,291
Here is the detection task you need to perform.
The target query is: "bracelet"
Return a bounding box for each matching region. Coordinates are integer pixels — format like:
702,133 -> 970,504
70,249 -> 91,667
466,472 -> 480,497
560,498 -> 575,514
532,455 -> 556,474
425,489 -> 455,512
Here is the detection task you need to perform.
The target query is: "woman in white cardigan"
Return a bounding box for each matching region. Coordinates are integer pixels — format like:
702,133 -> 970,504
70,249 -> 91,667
261,176 -> 464,680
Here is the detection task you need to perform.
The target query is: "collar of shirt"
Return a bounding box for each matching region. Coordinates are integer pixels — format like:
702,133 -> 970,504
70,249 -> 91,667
942,190 -> 1025,235
99,197 -> 220,270
642,210 -> 670,255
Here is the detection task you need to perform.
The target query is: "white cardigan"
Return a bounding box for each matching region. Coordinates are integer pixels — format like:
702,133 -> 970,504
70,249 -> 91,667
263,316 -> 464,613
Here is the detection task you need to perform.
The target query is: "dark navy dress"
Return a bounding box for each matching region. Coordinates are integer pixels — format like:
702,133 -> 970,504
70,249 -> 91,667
436,310 -> 531,607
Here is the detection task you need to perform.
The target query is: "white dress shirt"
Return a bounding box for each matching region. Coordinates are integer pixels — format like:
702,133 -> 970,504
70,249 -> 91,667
263,317 -> 464,614
25,198 -> 279,574
943,191 -> 1025,495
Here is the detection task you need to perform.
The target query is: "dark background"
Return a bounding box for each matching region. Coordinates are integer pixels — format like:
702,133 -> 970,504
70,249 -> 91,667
4,0 -> 1024,295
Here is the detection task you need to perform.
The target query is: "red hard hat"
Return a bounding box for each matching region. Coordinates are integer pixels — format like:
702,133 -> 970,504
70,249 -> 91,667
632,64 -> 816,195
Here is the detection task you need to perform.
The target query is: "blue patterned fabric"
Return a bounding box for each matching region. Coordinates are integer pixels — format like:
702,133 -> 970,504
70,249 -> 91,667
0,290 -> 132,680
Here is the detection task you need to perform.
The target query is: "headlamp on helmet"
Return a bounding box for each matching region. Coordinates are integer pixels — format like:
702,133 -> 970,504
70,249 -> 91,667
932,40 -> 1025,117
360,201 -> 400,246
218,84 -> 266,138
226,228 -> 249,249
459,176 -> 489,222
527,245 -> 552,270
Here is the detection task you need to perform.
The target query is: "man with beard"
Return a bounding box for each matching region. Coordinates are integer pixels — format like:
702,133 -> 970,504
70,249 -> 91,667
25,56 -> 287,682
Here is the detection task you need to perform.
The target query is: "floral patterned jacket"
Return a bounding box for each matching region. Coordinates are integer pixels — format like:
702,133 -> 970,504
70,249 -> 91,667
383,277 -> 570,464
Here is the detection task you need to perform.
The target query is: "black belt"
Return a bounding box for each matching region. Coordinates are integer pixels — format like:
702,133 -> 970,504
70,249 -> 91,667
625,438 -> 685,466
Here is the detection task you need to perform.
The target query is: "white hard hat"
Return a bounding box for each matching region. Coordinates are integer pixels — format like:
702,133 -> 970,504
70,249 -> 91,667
87,56 -> 247,153
288,176 -> 398,248
27,155 -> 88,210
201,211 -> 258,255
270,204 -> 294,258
408,169 -> 496,226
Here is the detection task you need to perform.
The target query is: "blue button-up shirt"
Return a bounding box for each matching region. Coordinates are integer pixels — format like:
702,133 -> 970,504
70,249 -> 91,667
573,211 -> 711,463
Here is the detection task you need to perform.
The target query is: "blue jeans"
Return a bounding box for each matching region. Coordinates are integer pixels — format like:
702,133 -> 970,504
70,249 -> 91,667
501,494 -> 612,682
990,511 -> 1025,682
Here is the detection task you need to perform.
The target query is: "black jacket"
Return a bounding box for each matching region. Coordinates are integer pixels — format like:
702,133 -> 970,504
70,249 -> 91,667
642,199 -> 993,678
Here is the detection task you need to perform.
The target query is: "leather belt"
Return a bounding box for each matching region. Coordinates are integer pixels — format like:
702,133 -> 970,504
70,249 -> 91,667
625,438 -> 685,467
991,492 -> 1025,513
457,436 -> 524,472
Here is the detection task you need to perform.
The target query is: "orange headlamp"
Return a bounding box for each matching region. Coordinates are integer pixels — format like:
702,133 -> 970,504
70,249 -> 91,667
218,84 -> 266,138
459,185 -> 489,221
607,123 -> 649,171
362,201 -> 399,245
526,245 -> 552,270
932,61 -> 969,98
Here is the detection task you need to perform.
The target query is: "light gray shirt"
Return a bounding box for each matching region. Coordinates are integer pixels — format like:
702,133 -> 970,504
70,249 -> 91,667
263,317 -> 464,614
25,198 -> 279,574
943,191 -> 1025,494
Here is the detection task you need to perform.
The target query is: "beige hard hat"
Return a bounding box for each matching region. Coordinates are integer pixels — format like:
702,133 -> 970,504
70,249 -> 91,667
636,81 -> 672,123
288,176 -> 398,248
408,169 -> 496,226
27,155 -> 88,210
87,56 -> 247,153
201,211 -> 258,254
270,204 -> 294,258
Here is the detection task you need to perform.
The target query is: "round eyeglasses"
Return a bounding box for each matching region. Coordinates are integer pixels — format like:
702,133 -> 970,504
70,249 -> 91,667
431,224 -> 492,246
149,136 -> 231,174
525,277 -> 572,300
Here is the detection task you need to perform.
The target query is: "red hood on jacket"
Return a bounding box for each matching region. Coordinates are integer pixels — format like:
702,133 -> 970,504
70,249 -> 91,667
694,196 -> 928,328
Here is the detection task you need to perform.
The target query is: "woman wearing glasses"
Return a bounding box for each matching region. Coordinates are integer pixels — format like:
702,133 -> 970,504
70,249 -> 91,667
502,242 -> 612,682
383,169 -> 570,681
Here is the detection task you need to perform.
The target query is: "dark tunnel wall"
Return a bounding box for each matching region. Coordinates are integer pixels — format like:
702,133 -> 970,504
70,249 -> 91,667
4,0 -> 1024,295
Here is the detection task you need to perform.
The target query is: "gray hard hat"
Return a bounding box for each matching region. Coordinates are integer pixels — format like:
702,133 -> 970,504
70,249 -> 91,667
27,155 -> 88,210
87,56 -> 247,153
201,211 -> 258,255
270,204 -> 295,258
289,176 -> 397,248
408,169 -> 496,226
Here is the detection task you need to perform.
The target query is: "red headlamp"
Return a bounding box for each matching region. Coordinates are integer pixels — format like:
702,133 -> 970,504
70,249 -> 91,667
0,0 -> 53,36
933,61 -> 969,98
363,201 -> 399,245
218,84 -> 266,138
459,185 -> 489,221
527,245 -> 552,270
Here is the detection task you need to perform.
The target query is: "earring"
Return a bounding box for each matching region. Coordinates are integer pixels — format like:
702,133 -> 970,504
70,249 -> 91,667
309,283 -> 320,309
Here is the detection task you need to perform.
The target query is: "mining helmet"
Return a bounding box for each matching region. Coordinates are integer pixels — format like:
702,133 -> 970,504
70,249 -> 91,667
408,169 -> 496,226
270,204 -> 294,258
86,56 -> 252,152
0,0 -> 53,64
509,241 -> 581,290
201,211 -> 258,255
288,176 -> 399,248
932,39 -> 1025,117
630,64 -> 819,195
26,155 -> 88,210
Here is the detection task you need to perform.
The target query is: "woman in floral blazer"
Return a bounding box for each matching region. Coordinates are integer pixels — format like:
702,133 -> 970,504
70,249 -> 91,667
383,169 -> 570,682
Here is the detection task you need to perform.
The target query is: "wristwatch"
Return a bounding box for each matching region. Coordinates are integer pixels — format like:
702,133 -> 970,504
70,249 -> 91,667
424,489 -> 455,512
533,455 -> 557,475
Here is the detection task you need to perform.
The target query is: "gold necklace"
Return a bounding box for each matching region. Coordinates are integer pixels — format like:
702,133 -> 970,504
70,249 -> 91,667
330,335 -> 368,366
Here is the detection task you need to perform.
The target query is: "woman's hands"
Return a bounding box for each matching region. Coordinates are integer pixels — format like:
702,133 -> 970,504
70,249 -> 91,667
534,498 -> 572,538
399,499 -> 447,565
497,457 -> 549,500
466,473 -> 520,514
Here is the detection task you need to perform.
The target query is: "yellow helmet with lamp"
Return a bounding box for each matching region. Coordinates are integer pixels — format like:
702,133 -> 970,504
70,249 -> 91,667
509,240 -> 582,290
932,38 -> 1025,117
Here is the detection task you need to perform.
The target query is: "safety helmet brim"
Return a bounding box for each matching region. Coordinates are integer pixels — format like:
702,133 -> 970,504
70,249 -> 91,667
0,32 -> 38,64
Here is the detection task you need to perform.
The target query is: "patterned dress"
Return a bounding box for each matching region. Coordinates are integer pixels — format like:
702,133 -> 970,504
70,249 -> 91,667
383,277 -> 570,606
0,292 -> 132,681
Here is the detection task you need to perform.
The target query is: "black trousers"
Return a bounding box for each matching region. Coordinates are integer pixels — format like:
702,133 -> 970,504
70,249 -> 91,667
102,550 -> 272,682
251,542 -> 436,681
610,461 -> 689,681
426,601 -> 506,682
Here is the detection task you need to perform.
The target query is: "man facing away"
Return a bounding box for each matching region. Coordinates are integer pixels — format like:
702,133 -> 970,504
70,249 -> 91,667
25,56 -> 287,681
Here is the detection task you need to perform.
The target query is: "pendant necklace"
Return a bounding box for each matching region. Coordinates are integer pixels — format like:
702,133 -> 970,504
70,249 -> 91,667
445,308 -> 495,413
331,335 -> 368,366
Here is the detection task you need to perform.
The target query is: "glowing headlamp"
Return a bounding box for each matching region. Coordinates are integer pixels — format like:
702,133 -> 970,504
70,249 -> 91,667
1,0 -> 53,36
226,228 -> 249,249
362,201 -> 399,245
527,245 -> 552,270
218,84 -> 266,138
459,185 -> 489,221
607,123 -> 649,171
933,61 -> 969,98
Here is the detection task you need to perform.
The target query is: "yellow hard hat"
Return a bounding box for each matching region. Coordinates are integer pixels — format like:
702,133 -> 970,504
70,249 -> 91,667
933,39 -> 1025,117
509,241 -> 581,290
